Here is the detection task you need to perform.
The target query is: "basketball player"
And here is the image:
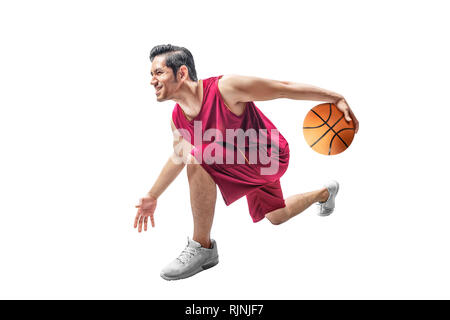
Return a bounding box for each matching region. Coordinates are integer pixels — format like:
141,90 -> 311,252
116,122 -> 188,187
134,44 -> 359,280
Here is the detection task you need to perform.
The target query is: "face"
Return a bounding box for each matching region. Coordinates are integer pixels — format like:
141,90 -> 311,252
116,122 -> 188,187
150,55 -> 179,102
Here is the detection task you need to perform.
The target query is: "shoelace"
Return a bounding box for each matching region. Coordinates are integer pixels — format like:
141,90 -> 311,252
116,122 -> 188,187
176,247 -> 198,264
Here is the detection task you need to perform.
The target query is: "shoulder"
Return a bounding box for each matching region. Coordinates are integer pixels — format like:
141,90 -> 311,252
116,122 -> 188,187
218,74 -> 270,101
218,74 -> 262,88
219,74 -> 286,103
217,75 -> 248,115
217,74 -> 243,90
217,74 -> 248,104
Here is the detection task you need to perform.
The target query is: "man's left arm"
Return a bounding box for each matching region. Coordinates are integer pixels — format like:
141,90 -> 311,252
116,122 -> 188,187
219,75 -> 359,133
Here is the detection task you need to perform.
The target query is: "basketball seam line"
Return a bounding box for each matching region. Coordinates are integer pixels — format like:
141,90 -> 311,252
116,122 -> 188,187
310,106 -> 353,152
303,104 -> 333,129
305,104 -> 354,154
328,127 -> 354,155
309,114 -> 344,148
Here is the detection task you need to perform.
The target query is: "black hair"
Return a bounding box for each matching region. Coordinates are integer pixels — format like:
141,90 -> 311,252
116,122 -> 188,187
149,44 -> 198,81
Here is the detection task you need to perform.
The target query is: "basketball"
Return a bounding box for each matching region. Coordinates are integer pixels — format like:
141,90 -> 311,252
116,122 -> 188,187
303,103 -> 355,155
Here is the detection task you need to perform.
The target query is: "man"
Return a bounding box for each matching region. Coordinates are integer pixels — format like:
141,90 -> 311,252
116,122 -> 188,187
134,44 -> 359,281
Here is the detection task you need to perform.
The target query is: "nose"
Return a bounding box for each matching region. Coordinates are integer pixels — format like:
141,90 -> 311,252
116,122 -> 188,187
150,75 -> 158,86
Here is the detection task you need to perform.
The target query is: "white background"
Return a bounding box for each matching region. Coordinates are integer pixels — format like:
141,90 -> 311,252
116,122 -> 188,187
1,0 -> 449,299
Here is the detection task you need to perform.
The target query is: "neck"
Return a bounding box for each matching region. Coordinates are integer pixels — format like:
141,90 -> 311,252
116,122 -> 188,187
172,80 -> 203,119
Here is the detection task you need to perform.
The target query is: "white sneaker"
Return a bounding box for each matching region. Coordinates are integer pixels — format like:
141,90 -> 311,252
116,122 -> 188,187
160,238 -> 219,281
317,180 -> 339,216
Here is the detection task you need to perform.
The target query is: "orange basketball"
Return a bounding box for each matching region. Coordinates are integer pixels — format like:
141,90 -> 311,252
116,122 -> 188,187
303,103 -> 355,155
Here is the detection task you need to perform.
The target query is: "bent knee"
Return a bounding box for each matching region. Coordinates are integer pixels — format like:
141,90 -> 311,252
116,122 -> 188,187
265,212 -> 285,225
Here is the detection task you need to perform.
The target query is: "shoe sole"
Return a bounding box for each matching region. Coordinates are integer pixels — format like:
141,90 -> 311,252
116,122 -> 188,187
318,181 -> 339,217
160,257 -> 219,281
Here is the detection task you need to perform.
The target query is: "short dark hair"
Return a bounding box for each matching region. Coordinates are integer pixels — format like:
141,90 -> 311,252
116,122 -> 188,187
149,44 -> 198,81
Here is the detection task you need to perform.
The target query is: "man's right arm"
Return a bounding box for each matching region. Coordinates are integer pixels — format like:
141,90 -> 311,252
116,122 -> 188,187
146,120 -> 190,199
134,121 -> 192,232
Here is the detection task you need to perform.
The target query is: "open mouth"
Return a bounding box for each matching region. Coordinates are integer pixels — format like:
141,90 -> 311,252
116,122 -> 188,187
155,85 -> 163,94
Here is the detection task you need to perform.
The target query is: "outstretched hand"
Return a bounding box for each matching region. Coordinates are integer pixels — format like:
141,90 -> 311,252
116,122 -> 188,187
336,98 -> 359,133
134,194 -> 157,232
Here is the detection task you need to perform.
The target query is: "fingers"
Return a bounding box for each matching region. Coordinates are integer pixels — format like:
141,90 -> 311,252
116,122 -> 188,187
353,118 -> 359,134
134,198 -> 143,231
345,109 -> 359,134
138,214 -> 143,232
337,99 -> 352,123
150,212 -> 155,228
137,212 -> 154,232
349,109 -> 359,133
344,109 -> 352,122
138,209 -> 147,232
134,198 -> 156,232
134,209 -> 140,229
134,204 -> 144,232
338,99 -> 359,134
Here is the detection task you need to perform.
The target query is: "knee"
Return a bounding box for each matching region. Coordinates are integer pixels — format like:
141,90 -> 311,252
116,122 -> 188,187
265,212 -> 284,225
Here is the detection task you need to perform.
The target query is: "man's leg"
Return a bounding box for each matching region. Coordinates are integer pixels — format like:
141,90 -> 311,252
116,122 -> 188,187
265,188 -> 329,225
186,163 -> 217,248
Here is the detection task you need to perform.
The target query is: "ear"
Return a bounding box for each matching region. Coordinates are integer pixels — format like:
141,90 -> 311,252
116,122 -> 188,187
177,65 -> 189,81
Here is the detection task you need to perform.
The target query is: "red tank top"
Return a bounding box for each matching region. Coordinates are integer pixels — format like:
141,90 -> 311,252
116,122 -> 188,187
172,75 -> 289,205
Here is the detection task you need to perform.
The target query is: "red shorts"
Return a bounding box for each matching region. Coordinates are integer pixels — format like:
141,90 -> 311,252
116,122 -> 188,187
246,179 -> 286,223
193,143 -> 290,223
